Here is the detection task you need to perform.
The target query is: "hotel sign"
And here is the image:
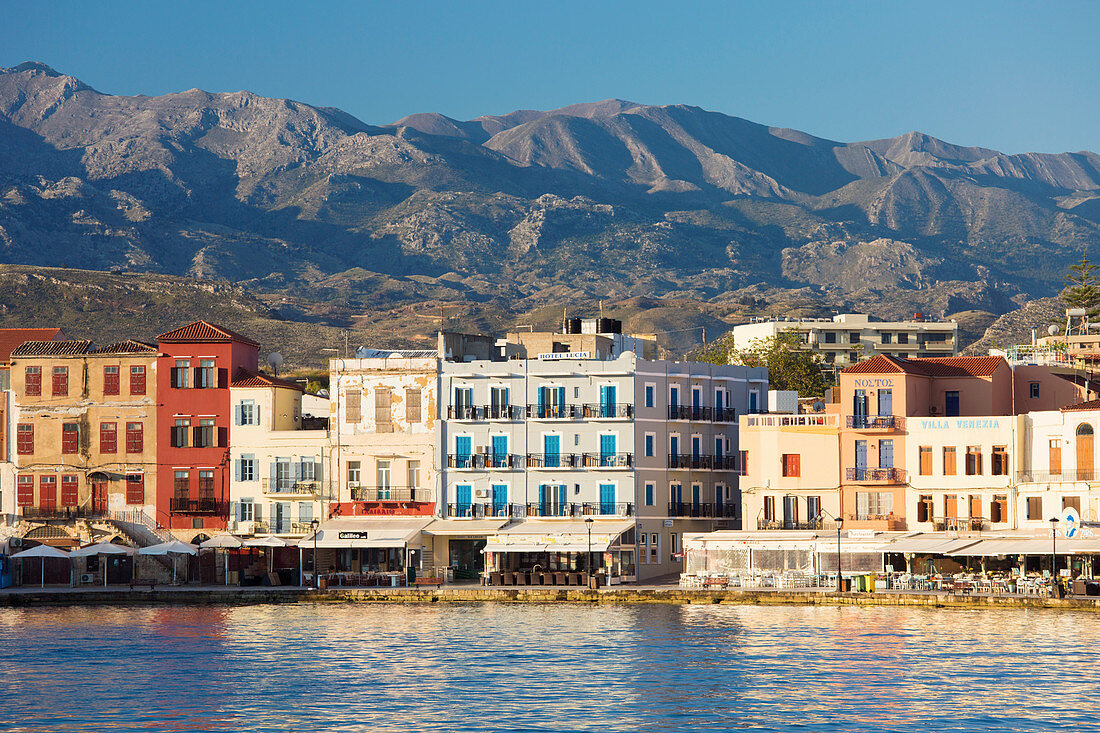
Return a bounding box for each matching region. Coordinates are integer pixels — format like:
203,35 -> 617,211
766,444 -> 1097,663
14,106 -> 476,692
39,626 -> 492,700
918,418 -> 1002,430
338,531 -> 369,539
853,378 -> 894,388
538,351 -> 591,360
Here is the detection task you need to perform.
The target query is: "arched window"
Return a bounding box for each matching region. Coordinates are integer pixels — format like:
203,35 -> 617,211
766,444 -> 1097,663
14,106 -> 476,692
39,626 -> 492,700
1078,423 -> 1094,437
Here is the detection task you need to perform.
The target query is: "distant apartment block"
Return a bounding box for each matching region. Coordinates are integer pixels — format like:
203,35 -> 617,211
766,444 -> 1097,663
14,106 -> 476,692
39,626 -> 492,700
730,313 -> 958,368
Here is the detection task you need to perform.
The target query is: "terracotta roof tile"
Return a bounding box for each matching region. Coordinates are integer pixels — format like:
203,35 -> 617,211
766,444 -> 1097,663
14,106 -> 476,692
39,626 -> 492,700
843,354 -> 1005,378
157,320 -> 260,347
231,368 -> 304,392
11,340 -> 93,357
1062,398 -> 1100,412
0,328 -> 63,362
91,339 -> 159,355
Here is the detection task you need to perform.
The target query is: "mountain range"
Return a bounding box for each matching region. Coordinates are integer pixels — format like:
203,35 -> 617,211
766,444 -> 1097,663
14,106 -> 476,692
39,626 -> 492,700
1,61 -> 1098,357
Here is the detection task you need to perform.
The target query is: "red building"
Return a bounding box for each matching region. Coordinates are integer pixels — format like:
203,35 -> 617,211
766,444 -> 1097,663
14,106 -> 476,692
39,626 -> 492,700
156,321 -> 259,537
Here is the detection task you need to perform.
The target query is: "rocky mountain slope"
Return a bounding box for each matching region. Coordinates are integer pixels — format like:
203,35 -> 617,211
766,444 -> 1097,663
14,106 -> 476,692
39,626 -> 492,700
1,61 -> 1099,354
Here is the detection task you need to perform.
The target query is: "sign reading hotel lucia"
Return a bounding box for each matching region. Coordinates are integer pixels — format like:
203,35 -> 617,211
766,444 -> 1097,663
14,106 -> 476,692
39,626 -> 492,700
537,351 -> 591,360
918,418 -> 1002,430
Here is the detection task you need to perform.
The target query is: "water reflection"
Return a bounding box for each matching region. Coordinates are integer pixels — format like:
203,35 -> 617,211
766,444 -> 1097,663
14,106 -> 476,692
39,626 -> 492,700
2,603 -> 1096,732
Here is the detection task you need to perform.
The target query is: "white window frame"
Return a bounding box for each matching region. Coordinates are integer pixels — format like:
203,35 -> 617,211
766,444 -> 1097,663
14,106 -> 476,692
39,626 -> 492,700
644,383 -> 656,409
644,482 -> 655,507
644,432 -> 656,458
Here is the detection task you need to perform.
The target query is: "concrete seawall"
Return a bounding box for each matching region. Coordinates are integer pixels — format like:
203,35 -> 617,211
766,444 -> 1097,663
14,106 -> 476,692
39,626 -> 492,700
4,586 -> 1100,610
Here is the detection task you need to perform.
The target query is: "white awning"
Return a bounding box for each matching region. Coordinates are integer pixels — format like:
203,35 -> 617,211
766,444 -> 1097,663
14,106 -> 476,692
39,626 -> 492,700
485,518 -> 634,553
422,519 -> 510,537
945,538 -> 1100,556
874,536 -> 984,555
303,517 -> 432,549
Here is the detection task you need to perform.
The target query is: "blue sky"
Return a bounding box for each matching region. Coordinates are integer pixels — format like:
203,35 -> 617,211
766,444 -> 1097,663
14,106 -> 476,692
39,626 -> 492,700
4,1 -> 1098,153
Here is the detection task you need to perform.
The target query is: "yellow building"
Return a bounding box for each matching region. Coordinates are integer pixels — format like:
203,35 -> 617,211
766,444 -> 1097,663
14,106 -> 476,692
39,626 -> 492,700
10,339 -> 160,521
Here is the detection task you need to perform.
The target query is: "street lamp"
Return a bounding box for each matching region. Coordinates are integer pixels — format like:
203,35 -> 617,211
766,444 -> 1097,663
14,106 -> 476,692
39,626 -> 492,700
585,517 -> 594,589
310,518 -> 320,590
1049,516 -> 1059,595
835,515 -> 845,592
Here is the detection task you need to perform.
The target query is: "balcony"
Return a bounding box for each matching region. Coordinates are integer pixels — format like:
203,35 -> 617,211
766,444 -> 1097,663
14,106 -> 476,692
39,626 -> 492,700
170,497 -> 227,514
487,405 -> 524,421
581,403 -> 634,419
526,453 -> 580,469
1016,469 -> 1094,483
446,502 -> 522,519
668,406 -> 712,421
667,502 -> 737,518
845,467 -> 906,484
845,415 -> 905,430
351,486 -> 432,502
756,518 -> 834,530
527,404 -> 578,420
19,506 -> 105,520
668,453 -> 717,470
447,453 -> 521,470
930,517 -> 990,532
447,405 -> 483,421
581,452 -> 634,468
262,478 -> 322,497
521,502 -> 635,518
713,407 -> 738,423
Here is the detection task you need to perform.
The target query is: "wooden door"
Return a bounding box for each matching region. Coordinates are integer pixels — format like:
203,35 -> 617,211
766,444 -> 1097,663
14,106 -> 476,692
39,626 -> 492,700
1076,424 -> 1094,481
1049,439 -> 1062,476
91,479 -> 108,513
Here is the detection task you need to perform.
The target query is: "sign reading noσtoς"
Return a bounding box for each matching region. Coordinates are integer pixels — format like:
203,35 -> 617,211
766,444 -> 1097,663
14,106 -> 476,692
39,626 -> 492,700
537,351 -> 591,360
338,531 -> 369,540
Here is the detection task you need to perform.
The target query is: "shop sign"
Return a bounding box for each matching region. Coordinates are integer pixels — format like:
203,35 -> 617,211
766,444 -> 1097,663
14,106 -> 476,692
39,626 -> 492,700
338,531 -> 369,539
847,529 -> 876,539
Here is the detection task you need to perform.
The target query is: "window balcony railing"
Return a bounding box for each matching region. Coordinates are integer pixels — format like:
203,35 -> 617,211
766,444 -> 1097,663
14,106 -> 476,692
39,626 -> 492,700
448,406 -> 484,420
757,518 -> 834,531
19,506 -> 105,520
668,406 -> 712,421
486,405 -> 525,421
845,467 -> 906,484
713,407 -> 738,423
668,453 -> 715,470
581,452 -> 634,468
170,497 -> 227,514
1016,469 -> 1095,483
581,403 -> 634,419
845,415 -> 905,430
929,517 -> 990,532
519,502 -> 636,518
351,486 -> 432,502
712,455 -> 739,471
526,453 -> 581,469
526,502 -> 571,518
262,478 -> 322,496
667,501 -> 734,518
448,454 -> 486,469
526,404 -> 578,419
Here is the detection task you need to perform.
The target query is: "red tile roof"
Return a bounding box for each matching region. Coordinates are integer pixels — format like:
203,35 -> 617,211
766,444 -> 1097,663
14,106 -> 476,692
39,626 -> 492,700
11,340 -> 93,357
157,320 -> 260,347
1062,398 -> 1100,412
92,339 -> 159,355
0,328 -> 63,362
231,368 -> 304,392
842,354 -> 1005,378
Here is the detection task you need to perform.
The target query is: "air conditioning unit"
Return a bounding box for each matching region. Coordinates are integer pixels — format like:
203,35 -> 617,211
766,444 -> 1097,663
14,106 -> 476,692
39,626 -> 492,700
235,521 -> 255,535
348,481 -> 360,489
8,537 -> 23,548
474,489 -> 489,499
478,446 -> 490,454
80,573 -> 96,584
929,406 -> 939,414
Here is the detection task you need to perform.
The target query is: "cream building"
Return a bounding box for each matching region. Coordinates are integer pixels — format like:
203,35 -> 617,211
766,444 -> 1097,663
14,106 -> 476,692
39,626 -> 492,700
227,370 -> 329,537
1018,403 -> 1100,531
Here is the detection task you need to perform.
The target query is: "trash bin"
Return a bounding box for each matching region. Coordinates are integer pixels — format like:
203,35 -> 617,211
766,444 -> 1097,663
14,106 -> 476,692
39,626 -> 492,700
407,564 -> 416,585
865,574 -> 876,593
853,575 -> 865,592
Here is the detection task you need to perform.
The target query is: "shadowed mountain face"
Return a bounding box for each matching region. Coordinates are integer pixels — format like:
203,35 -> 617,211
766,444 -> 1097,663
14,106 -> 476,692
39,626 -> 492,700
2,61 -> 1099,347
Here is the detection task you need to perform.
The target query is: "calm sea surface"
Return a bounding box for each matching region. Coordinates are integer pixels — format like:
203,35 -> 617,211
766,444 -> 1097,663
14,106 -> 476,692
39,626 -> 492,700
1,602 -> 1096,732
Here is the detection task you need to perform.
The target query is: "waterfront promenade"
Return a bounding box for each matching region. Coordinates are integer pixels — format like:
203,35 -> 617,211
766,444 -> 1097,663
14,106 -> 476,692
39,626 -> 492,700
5,583 -> 1100,610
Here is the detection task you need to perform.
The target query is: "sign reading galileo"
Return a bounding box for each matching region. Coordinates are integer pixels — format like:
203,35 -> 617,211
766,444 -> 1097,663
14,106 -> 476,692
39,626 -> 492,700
338,531 -> 369,540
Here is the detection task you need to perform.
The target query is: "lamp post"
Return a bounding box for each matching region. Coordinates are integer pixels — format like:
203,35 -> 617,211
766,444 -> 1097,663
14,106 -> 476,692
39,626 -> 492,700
1049,516 -> 1059,594
310,518 -> 320,590
585,517 -> 594,589
835,515 -> 844,592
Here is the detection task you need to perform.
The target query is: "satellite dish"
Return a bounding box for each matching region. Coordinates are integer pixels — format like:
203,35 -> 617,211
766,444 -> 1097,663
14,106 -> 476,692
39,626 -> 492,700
267,352 -> 283,376
1048,324 -> 1060,336
317,389 -> 329,398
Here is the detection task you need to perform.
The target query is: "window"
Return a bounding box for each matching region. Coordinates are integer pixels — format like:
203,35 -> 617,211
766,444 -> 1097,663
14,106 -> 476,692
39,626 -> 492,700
194,418 -> 215,448
1063,495 -> 1082,513
61,475 -> 78,505
24,366 -> 41,396
897,333 -> 909,345
650,533 -> 660,564
300,457 -> 316,485
991,446 -> 1008,476
347,461 -> 362,485
16,423 -> 33,455
171,360 -> 190,388
240,499 -> 255,522
100,422 -> 117,453
1026,496 -> 1043,520
196,359 -> 216,389
824,332 -> 837,344
849,331 -> 860,344
103,365 -> 120,395
377,459 -> 392,490
917,494 -> 933,523
848,351 -> 858,363
17,475 -> 33,506
644,385 -> 655,408
346,389 -> 362,423
965,446 -> 982,475
299,503 -> 314,523
856,491 -> 894,519
763,496 -> 775,521
806,496 -> 821,520
645,482 -> 654,506
127,422 -> 145,451
644,434 -> 655,458
991,495 -> 1007,523
919,446 -> 932,476
781,454 -> 801,477
375,388 -> 392,433
39,476 -> 56,509
881,332 -> 892,344
198,470 -> 215,497
173,470 -> 190,497
52,366 -> 68,396
237,400 -> 258,426
1029,381 -> 1040,399
738,450 -> 748,476
171,418 -> 190,448
408,460 -> 420,488
62,423 -> 79,454
126,474 -> 144,504
406,388 -> 421,422
237,455 -> 257,482
943,446 -> 957,476
945,391 -> 960,417
130,365 -> 146,395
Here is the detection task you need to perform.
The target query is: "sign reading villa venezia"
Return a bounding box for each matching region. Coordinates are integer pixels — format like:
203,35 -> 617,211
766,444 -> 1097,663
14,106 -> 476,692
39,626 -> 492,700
919,419 -> 1003,430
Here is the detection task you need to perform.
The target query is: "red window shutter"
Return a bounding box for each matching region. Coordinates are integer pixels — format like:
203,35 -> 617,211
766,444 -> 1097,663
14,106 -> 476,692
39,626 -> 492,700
61,475 -> 79,505
16,423 -> 33,455
39,476 -> 57,508
126,422 -> 143,453
791,454 -> 801,477
17,476 -> 34,506
100,422 -> 117,454
103,366 -> 120,395
52,367 -> 68,396
130,366 -> 146,395
126,474 -> 144,504
62,423 -> 79,454
24,367 -> 41,396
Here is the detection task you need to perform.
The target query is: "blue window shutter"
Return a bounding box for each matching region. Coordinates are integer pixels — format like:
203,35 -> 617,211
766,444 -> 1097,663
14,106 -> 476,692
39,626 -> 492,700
538,388 -> 545,410
558,387 -> 565,406
234,501 -> 242,522
538,484 -> 546,504
293,461 -> 302,483
270,462 -> 277,485
254,502 -> 262,522
503,387 -> 509,405
234,404 -> 241,426
234,459 -> 242,482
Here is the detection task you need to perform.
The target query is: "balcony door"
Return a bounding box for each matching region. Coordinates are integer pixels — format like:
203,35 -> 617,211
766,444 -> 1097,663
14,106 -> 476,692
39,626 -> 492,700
544,434 -> 561,468
491,435 -> 508,467
600,385 -> 616,417
600,434 -> 616,466
599,484 -> 615,515
783,495 -> 798,529
853,389 -> 868,419
538,386 -> 565,417
91,477 -> 108,513
1077,424 -> 1094,480
945,391 -> 960,417
490,387 -> 509,418
855,440 -> 868,470
455,436 -> 472,467
455,485 -> 472,516
454,387 -> 473,415
879,439 -> 894,469
491,484 -> 508,515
